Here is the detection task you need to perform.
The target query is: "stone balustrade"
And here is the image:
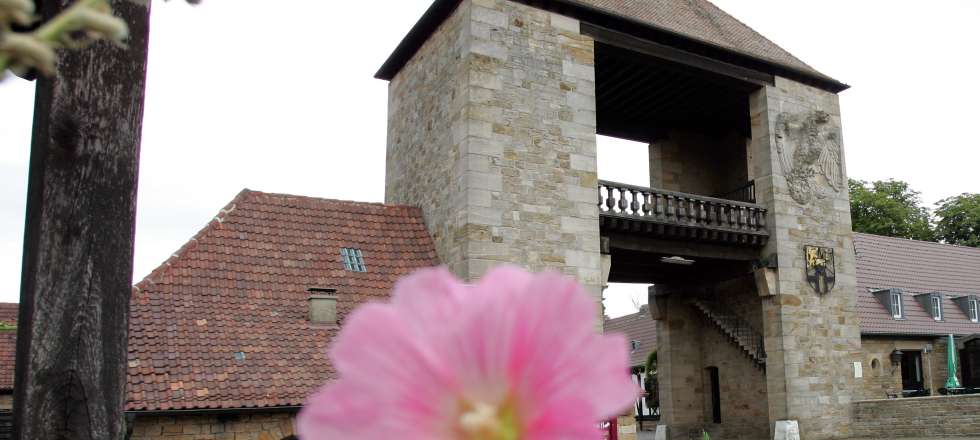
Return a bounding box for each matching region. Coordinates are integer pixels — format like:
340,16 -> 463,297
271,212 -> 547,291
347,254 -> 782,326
598,180 -> 769,246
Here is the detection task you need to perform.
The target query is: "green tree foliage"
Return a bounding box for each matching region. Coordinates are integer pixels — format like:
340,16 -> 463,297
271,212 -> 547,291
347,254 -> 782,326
849,179 -> 935,241
934,193 -> 980,247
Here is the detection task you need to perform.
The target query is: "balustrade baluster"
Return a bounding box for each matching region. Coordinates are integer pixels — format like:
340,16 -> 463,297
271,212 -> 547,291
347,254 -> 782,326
596,181 -> 769,240
676,196 -> 686,223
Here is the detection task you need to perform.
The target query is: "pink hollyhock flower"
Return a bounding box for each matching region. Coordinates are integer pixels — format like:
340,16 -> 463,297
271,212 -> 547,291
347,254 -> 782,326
297,265 -> 639,440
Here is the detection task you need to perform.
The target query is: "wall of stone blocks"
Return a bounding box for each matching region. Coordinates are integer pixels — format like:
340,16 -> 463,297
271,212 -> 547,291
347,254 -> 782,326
701,279 -> 770,439
654,282 -> 769,440
129,412 -> 295,440
699,320 -> 770,439
858,338 -> 906,400
384,0 -> 471,277
857,337 -> 966,400
648,129 -> 748,198
929,338 -> 967,390
750,76 -> 862,439
656,294 -> 706,438
385,0 -> 603,306
851,394 -> 980,438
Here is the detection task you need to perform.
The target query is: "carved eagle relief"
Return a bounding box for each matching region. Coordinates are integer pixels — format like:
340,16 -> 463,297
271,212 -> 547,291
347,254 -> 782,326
774,110 -> 845,205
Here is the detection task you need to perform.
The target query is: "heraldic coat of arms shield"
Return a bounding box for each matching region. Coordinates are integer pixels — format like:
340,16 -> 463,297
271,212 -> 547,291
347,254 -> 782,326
805,245 -> 836,295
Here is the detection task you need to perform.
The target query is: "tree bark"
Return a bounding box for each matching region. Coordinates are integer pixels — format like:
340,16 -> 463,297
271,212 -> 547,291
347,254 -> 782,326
13,1 -> 151,439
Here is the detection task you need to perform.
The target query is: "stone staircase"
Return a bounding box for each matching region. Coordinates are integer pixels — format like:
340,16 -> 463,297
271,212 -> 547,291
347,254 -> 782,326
691,299 -> 766,371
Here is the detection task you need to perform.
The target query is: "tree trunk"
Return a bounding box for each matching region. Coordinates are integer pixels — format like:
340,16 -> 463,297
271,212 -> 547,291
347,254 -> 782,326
13,1 -> 151,439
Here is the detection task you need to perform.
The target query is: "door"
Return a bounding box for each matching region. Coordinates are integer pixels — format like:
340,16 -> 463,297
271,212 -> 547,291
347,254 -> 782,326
707,367 -> 721,423
900,350 -> 924,391
963,340 -> 980,388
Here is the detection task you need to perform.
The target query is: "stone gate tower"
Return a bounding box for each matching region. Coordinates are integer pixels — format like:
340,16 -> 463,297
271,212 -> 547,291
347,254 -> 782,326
378,1 -> 858,439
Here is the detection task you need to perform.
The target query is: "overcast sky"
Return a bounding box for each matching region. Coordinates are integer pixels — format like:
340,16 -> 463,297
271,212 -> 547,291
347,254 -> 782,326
1,0 -> 978,318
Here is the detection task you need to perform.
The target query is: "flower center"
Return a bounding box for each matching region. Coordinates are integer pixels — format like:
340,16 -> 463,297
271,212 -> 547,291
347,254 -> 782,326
457,400 -> 520,440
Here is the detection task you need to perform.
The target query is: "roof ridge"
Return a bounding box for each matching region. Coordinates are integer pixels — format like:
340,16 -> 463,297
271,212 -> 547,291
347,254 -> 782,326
133,189 -> 254,293
244,190 -> 422,212
855,232 -> 980,253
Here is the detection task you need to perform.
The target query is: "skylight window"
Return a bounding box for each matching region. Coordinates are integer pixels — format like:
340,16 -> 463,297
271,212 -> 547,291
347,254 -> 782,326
341,248 -> 366,272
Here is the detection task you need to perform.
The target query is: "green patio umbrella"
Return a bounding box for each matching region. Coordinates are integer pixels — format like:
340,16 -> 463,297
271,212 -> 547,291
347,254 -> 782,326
945,334 -> 962,390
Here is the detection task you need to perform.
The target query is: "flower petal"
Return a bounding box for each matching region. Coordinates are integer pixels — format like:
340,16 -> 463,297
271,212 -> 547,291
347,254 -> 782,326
328,303 -> 460,431
297,381 -> 378,439
524,396 -> 605,440
390,266 -> 466,331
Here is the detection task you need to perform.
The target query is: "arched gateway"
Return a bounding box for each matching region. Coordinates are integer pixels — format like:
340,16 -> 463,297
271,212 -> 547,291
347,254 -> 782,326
378,1 -> 858,439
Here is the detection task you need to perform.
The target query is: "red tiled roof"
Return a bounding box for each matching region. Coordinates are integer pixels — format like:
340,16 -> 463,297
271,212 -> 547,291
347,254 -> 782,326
0,303 -> 18,392
854,233 -> 980,336
127,190 -> 440,411
605,305 -> 656,367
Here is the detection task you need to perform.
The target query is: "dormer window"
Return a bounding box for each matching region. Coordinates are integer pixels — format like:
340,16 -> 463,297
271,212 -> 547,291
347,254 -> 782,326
915,293 -> 944,322
890,291 -> 903,319
341,248 -> 366,272
953,295 -> 980,323
931,296 -> 943,321
874,289 -> 904,320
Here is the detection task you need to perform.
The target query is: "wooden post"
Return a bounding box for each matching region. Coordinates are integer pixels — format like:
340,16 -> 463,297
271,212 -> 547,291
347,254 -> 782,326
13,0 -> 151,439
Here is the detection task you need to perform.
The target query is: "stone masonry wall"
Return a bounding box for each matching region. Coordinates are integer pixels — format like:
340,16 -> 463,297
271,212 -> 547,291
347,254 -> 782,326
750,76 -> 862,439
129,412 -> 295,440
385,0 -> 603,306
385,1 -> 470,276
656,293 -> 706,438
929,338 -> 967,390
648,129 -> 748,198
858,338 -> 905,400
851,394 -> 980,438
700,319 -> 770,440
703,278 -> 769,439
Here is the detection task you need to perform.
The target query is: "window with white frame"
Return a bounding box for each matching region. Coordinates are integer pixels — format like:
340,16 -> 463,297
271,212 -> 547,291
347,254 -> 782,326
931,296 -> 943,321
891,291 -> 903,319
969,298 -> 979,323
341,248 -> 366,272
